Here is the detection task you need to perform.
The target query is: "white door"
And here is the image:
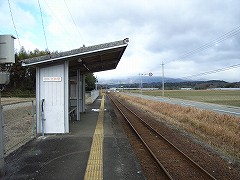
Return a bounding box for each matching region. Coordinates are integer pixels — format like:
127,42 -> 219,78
38,63 -> 68,133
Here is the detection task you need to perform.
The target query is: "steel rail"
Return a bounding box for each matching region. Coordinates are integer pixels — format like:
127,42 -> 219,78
109,93 -> 216,180
108,94 -> 173,179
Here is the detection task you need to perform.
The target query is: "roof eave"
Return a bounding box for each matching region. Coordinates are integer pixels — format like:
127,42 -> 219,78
22,39 -> 129,67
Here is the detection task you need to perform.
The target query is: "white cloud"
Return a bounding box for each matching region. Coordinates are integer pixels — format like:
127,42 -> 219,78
1,0 -> 240,82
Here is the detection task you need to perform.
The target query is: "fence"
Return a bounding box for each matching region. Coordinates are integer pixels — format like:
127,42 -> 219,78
1,91 -> 100,155
1,100 -> 35,156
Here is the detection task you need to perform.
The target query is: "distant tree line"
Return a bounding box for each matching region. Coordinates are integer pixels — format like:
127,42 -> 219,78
105,80 -> 240,90
2,47 -> 96,97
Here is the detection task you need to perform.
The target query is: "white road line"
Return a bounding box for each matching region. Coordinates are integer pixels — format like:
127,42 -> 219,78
213,109 -> 240,115
181,102 -> 196,107
130,93 -> 240,117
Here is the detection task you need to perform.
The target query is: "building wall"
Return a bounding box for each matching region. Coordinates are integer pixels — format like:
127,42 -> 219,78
36,62 -> 69,134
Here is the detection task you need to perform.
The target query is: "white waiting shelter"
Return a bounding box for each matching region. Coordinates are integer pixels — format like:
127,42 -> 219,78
22,38 -> 129,134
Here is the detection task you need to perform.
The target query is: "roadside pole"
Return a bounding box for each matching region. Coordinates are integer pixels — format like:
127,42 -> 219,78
140,74 -> 143,95
0,90 -> 4,177
162,62 -> 165,97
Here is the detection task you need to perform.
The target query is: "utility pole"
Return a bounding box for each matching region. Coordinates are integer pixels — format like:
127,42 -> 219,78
161,62 -> 165,97
140,73 -> 143,95
138,73 -> 141,95
0,90 -> 4,177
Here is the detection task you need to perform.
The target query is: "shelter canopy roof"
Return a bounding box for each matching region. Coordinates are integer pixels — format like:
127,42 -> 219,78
22,38 -> 129,75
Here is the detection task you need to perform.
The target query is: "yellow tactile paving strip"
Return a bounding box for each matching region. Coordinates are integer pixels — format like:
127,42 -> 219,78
84,95 -> 105,180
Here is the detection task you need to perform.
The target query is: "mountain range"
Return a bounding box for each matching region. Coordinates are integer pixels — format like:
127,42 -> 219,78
98,76 -> 188,84
98,76 -> 240,89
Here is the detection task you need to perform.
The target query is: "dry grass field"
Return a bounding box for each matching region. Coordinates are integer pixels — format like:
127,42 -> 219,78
133,90 -> 240,107
1,98 -> 35,155
4,105 -> 34,155
118,93 -> 240,160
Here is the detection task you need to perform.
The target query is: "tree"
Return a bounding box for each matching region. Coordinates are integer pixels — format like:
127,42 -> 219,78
6,47 -> 50,92
4,47 -> 96,95
9,47 -> 28,89
85,73 -> 96,91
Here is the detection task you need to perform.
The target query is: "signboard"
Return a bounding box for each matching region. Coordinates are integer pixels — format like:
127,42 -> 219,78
43,77 -> 62,82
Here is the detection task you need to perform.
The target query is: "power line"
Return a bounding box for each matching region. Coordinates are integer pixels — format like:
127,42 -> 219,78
7,0 -> 22,48
166,26 -> 240,81
179,28 -> 240,60
37,0 -> 49,51
177,25 -> 240,61
63,0 -> 83,42
182,63 -> 240,79
43,0 -> 70,35
163,25 -> 240,65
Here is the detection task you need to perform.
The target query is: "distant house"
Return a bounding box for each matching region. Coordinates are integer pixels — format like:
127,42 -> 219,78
180,88 -> 192,90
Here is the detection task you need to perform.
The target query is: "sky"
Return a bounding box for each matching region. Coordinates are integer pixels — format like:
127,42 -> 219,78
0,0 -> 240,82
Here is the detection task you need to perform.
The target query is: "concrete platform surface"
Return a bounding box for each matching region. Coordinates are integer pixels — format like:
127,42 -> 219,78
3,95 -> 145,180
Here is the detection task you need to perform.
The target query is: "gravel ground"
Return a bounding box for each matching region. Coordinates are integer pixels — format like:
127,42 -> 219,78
1,98 -> 36,156
112,96 -> 240,179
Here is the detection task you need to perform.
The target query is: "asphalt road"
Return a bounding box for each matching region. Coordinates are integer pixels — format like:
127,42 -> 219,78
127,93 -> 240,117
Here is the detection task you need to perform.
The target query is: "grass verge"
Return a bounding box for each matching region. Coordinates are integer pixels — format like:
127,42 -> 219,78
117,93 -> 240,160
132,90 -> 240,107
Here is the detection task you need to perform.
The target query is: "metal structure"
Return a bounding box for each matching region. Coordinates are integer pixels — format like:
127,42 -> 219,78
0,35 -> 15,87
0,34 -> 16,177
22,38 -> 129,134
0,35 -> 15,64
109,94 -> 216,179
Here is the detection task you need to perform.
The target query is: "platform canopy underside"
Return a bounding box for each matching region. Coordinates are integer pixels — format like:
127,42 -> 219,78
22,38 -> 129,75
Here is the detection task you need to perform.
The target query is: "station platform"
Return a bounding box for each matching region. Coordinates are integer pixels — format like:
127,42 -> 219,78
3,95 -> 145,180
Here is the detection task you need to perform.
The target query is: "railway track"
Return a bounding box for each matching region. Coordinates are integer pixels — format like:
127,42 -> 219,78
108,93 -> 216,180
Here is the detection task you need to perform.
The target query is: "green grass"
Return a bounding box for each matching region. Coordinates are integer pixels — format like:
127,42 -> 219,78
132,90 -> 240,107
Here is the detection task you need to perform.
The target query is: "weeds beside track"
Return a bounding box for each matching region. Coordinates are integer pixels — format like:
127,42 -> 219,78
117,93 -> 240,160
